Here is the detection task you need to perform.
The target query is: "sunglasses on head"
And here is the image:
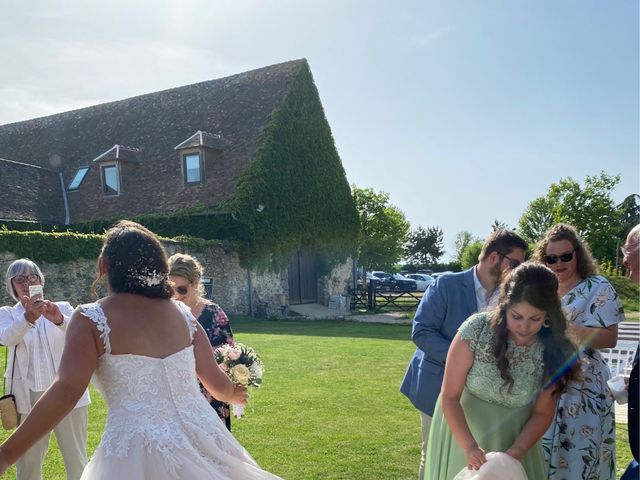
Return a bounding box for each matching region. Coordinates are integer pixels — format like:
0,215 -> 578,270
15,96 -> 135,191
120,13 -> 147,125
175,286 -> 189,295
12,274 -> 39,284
544,250 -> 575,265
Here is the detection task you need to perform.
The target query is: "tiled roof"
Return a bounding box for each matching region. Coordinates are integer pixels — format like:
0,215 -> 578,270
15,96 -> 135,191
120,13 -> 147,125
0,59 -> 307,223
0,158 -> 67,224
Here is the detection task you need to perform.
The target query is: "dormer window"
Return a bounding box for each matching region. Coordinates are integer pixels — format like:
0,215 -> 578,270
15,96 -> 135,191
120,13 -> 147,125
67,166 -> 89,191
92,144 -> 140,196
175,131 -> 227,187
101,164 -> 120,196
183,152 -> 202,184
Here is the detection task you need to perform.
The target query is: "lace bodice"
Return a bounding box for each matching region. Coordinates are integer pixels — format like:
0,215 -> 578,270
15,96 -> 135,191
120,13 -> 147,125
459,313 -> 544,408
79,301 -> 235,477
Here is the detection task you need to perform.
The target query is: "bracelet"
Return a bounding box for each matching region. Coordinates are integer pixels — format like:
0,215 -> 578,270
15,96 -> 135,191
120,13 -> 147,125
54,318 -> 64,326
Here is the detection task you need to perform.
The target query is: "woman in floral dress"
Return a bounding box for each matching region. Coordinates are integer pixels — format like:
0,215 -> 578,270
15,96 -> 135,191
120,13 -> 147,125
168,253 -> 235,430
534,224 -> 624,480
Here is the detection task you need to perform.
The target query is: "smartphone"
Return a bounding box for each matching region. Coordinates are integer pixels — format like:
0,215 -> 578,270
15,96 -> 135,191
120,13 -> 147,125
29,285 -> 44,303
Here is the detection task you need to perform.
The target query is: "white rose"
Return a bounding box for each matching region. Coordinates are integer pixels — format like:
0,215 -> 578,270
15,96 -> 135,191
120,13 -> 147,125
230,364 -> 251,385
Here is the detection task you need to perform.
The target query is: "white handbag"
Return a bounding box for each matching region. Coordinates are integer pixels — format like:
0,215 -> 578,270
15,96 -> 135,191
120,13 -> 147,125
453,452 -> 528,480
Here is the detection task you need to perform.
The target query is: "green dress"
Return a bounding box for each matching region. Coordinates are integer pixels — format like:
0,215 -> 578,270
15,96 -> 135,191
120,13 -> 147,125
424,313 -> 547,480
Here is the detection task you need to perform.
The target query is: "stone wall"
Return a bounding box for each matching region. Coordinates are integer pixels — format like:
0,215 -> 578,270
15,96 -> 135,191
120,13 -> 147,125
0,247 -> 352,317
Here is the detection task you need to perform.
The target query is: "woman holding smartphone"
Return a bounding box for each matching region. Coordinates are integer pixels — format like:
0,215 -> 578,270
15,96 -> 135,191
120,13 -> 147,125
0,258 -> 90,480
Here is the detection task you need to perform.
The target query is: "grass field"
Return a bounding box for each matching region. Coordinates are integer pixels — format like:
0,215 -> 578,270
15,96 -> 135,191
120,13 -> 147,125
0,317 -> 634,479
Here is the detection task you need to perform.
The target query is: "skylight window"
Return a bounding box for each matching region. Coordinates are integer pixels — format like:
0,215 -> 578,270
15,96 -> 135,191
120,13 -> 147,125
67,167 -> 89,190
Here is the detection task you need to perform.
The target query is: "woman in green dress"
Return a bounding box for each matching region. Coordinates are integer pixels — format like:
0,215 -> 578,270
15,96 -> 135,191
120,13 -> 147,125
425,263 -> 581,479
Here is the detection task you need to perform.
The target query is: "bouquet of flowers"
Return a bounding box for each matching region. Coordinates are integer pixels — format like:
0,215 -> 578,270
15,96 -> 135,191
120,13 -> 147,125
215,343 -> 264,417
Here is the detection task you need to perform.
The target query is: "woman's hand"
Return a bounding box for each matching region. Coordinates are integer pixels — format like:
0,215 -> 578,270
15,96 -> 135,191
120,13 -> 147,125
464,444 -> 486,470
230,385 -> 248,405
42,301 -> 64,325
20,295 -> 45,324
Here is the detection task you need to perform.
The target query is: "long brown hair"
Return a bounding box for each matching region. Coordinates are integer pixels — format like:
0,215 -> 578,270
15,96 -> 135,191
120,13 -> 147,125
491,262 -> 580,394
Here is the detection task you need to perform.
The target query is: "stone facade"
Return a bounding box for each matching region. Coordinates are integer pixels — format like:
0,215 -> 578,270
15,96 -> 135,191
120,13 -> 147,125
0,246 -> 353,317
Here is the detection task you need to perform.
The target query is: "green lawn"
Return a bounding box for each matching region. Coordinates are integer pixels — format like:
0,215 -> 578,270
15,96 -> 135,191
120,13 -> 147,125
0,318 -> 635,479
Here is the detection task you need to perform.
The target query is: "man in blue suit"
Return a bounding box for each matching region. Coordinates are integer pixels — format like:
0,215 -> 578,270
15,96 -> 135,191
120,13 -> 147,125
400,229 -> 527,479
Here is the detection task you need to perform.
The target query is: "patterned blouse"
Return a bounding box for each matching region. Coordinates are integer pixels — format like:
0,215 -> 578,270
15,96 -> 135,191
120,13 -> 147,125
196,302 -> 234,430
459,312 -> 545,408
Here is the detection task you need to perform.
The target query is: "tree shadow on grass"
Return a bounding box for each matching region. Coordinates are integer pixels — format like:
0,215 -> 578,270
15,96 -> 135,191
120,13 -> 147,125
230,316 -> 412,341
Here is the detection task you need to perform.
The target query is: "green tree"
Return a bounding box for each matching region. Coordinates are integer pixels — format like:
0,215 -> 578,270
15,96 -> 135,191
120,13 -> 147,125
491,219 -> 510,231
460,240 -> 483,269
404,225 -> 445,266
518,172 -> 624,262
453,230 -> 480,263
352,186 -> 410,271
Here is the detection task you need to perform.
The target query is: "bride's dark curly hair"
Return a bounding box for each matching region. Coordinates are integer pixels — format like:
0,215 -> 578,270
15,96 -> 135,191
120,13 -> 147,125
491,262 -> 580,394
96,220 -> 174,299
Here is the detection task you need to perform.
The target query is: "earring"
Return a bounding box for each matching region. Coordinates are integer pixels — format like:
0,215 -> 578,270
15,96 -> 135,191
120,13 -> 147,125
543,318 -> 550,328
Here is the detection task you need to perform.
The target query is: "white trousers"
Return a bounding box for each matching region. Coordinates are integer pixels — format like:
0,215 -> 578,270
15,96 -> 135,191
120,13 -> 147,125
16,390 -> 88,480
418,411 -> 432,480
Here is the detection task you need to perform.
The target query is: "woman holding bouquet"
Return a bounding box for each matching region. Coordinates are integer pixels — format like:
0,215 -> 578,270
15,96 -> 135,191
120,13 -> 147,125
424,263 -> 580,479
0,221 -> 282,479
168,253 -> 235,430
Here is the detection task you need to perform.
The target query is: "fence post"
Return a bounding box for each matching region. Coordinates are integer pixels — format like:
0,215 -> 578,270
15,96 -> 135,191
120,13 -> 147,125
368,282 -> 375,310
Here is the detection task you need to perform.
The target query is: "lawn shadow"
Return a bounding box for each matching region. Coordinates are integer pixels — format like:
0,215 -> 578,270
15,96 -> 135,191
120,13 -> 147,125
230,316 -> 412,341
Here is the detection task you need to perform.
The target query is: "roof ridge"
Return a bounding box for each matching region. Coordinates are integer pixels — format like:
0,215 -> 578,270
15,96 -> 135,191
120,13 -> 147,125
0,157 -> 59,173
0,59 -> 307,128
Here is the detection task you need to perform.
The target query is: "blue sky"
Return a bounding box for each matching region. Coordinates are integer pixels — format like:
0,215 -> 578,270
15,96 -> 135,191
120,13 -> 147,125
0,1 -> 637,260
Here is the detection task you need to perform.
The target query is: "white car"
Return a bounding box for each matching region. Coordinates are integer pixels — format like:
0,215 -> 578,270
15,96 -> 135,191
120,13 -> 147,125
405,273 -> 435,291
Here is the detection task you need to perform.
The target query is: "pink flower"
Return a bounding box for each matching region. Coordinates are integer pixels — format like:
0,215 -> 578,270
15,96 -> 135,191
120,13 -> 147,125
228,348 -> 241,361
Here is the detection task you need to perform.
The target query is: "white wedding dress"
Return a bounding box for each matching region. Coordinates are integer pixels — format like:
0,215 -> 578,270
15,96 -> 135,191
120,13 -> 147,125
79,302 -> 282,480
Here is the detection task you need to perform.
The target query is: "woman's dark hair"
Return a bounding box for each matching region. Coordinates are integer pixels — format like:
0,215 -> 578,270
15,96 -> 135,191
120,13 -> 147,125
532,223 -> 598,279
96,220 -> 173,299
491,262 -> 580,394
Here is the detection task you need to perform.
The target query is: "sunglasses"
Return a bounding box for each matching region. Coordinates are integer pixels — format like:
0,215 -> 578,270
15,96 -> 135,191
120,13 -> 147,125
12,274 -> 39,284
544,250 -> 575,265
497,252 -> 521,269
175,285 -> 189,295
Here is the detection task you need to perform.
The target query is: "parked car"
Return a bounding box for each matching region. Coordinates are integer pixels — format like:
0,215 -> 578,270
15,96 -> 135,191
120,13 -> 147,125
357,272 -> 382,288
431,271 -> 454,278
371,271 -> 417,291
404,273 -> 435,291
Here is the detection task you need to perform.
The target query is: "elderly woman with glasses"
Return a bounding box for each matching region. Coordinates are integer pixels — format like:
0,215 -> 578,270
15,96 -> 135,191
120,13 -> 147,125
533,224 -> 623,480
167,253 -> 235,430
0,258 -> 90,480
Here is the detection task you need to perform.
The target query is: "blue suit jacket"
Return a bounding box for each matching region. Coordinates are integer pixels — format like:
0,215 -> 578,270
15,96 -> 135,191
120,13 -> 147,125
400,267 -> 478,416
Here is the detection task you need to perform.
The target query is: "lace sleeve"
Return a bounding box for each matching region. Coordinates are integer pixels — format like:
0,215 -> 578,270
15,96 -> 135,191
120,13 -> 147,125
458,313 -> 487,352
79,303 -> 111,354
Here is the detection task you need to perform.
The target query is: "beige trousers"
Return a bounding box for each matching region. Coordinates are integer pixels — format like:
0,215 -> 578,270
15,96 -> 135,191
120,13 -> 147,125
16,390 -> 88,480
418,411 -> 432,480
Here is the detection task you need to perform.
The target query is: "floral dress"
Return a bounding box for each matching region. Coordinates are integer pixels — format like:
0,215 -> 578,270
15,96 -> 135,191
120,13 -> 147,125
542,275 -> 625,480
197,302 -> 235,431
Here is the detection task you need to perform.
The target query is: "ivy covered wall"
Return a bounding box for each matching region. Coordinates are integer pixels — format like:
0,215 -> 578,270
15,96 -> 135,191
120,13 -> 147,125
227,61 -> 359,271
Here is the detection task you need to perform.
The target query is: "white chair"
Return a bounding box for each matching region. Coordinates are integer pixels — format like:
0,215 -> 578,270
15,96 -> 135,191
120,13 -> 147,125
601,341 -> 637,378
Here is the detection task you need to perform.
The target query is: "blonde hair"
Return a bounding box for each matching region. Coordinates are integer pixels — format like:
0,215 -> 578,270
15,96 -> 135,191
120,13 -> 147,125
167,253 -> 205,296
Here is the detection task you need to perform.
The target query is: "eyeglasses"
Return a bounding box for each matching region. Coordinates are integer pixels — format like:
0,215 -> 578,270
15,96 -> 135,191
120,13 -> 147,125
11,274 -> 39,284
175,286 -> 189,295
544,250 -> 575,265
497,252 -> 521,269
621,242 -> 639,257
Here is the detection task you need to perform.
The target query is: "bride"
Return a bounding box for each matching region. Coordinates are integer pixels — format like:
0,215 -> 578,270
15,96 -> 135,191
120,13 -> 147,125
0,221 -> 282,479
